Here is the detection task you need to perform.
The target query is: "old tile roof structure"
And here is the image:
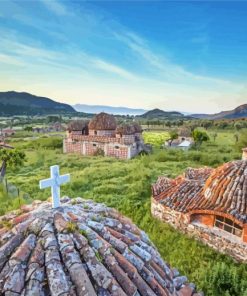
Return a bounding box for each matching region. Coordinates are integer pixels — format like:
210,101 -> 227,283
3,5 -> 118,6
152,160 -> 247,223
116,123 -> 142,135
0,197 -> 201,296
88,113 -> 117,131
67,121 -> 89,133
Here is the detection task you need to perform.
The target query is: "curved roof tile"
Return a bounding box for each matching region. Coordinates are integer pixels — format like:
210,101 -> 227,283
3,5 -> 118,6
153,161 -> 247,223
0,198 -> 199,296
89,113 -> 117,131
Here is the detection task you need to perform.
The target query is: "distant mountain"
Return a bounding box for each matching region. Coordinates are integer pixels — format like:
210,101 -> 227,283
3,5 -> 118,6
0,91 -> 75,116
73,104 -> 146,116
139,108 -> 184,119
192,104 -> 247,120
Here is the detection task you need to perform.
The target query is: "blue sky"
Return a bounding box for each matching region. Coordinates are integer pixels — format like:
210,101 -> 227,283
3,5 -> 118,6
0,0 -> 246,113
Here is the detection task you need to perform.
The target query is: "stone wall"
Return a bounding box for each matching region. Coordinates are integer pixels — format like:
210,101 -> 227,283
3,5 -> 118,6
64,139 -> 132,159
89,129 -> 116,137
151,198 -> 247,263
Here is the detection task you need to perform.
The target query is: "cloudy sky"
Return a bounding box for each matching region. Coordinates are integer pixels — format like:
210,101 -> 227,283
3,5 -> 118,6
0,0 -> 246,113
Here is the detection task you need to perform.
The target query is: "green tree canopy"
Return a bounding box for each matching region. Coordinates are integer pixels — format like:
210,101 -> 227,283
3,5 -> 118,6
192,129 -> 209,147
168,130 -> 179,146
0,149 -> 26,179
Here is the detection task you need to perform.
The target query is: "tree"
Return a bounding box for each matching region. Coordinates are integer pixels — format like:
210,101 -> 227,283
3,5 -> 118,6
212,133 -> 218,142
201,120 -> 213,130
168,130 -> 178,146
24,126 -> 33,132
234,133 -> 239,143
0,149 -> 26,179
192,129 -> 209,148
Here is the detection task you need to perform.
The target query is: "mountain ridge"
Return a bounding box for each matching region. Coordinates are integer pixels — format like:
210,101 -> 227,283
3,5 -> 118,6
73,104 -> 146,115
192,103 -> 247,120
0,91 -> 75,116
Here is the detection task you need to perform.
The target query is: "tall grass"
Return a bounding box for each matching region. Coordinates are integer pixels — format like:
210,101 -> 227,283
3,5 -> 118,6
1,130 -> 246,295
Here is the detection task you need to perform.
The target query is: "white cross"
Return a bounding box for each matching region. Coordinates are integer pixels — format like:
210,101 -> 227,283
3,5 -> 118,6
39,165 -> 70,208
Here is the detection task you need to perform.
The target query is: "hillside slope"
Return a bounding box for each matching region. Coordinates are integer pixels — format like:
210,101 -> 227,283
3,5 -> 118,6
192,104 -> 247,120
140,108 -> 184,119
0,91 -> 75,115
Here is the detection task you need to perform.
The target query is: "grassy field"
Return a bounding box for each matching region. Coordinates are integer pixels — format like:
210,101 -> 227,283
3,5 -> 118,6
0,130 -> 246,295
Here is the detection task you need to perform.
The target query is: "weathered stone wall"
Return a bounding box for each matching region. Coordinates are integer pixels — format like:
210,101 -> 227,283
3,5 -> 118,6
63,140 -> 82,154
64,139 -> 131,159
151,198 -> 247,263
89,129 -> 116,137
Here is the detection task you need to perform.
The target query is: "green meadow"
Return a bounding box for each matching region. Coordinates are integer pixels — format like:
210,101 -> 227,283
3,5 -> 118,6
0,130 -> 247,295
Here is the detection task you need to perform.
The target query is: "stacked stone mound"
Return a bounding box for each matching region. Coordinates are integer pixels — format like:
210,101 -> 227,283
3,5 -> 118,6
0,197 -> 200,296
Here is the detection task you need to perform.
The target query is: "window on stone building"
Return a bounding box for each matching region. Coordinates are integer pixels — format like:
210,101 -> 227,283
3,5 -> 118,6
93,143 -> 97,147
214,216 -> 242,237
94,131 -> 97,135
115,146 -> 119,149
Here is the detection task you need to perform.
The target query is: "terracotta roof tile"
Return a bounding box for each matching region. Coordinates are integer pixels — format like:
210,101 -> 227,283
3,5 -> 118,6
153,160 -> 247,223
0,197 -> 199,295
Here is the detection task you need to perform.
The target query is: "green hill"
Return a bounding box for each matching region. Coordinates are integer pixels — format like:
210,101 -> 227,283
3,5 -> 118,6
140,108 -> 184,119
0,91 -> 75,116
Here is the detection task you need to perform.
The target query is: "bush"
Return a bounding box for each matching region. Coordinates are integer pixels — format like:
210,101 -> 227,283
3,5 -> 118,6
203,262 -> 247,296
27,138 -> 63,150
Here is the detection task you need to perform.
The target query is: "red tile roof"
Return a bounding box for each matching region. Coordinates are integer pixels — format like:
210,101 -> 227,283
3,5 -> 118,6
0,198 -> 199,295
153,161 -> 247,223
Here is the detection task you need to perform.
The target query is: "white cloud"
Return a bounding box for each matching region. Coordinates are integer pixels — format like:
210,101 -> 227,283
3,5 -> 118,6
40,0 -> 67,16
0,53 -> 24,66
92,59 -> 137,80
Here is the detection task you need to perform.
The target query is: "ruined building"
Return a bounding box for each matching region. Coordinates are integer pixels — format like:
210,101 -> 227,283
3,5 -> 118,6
63,112 -> 148,159
152,149 -> 247,262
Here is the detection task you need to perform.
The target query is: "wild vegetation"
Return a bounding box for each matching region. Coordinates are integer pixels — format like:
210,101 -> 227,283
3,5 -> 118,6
0,128 -> 246,295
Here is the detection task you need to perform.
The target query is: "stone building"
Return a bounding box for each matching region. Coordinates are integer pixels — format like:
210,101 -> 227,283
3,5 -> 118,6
0,197 -> 201,295
64,112 -> 148,159
152,149 -> 247,262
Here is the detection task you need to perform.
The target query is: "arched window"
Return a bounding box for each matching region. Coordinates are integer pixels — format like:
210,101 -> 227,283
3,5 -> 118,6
214,216 -> 242,237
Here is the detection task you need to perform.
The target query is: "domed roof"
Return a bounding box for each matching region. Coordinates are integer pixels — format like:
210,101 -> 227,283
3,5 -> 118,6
67,120 -> 89,132
192,160 -> 247,222
116,123 -> 142,135
116,124 -> 136,135
0,197 -> 198,295
152,160 -> 247,223
89,113 -> 117,131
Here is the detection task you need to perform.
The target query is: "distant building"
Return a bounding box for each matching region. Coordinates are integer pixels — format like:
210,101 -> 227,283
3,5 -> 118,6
165,128 -> 193,149
151,149 -> 247,262
0,129 -> 15,137
64,112 -> 149,159
32,122 -> 66,133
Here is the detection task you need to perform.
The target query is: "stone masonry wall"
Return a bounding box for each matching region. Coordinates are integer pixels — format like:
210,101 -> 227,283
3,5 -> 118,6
151,198 -> 247,263
63,139 -> 131,159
